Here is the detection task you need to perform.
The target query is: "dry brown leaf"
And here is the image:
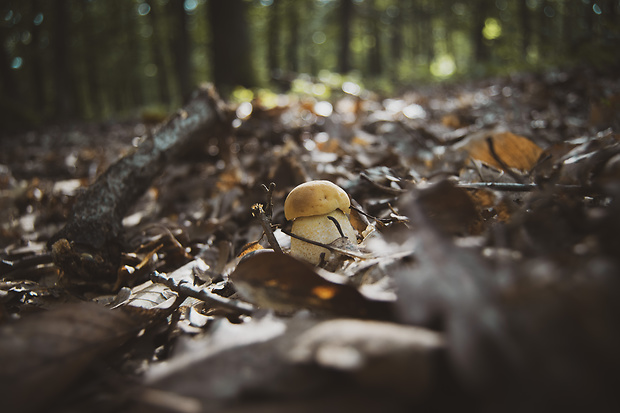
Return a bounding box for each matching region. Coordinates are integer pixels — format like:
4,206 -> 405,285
463,131 -> 544,172
467,188 -> 513,223
441,113 -> 462,129
229,251 -> 393,319
316,138 -> 340,153
0,302 -> 144,413
414,180 -> 483,235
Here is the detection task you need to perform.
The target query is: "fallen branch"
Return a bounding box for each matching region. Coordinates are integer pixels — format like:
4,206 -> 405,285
456,182 -> 582,191
48,85 -> 229,285
150,272 -> 256,316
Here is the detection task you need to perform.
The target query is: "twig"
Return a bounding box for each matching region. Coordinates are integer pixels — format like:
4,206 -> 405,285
251,202 -> 283,253
456,182 -> 582,192
350,204 -> 405,225
282,229 -> 372,259
150,271 -> 256,315
359,172 -> 407,195
261,182 -> 276,218
1,253 -> 56,280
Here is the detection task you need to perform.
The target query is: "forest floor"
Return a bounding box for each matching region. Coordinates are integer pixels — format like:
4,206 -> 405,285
1,66 -> 620,413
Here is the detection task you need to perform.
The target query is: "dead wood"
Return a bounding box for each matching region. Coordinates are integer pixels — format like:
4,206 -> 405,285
48,85 -> 228,285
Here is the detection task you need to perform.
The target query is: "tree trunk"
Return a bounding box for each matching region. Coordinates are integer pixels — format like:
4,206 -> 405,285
267,0 -> 281,77
519,0 -> 531,59
148,1 -> 172,105
76,0 -> 102,118
0,26 -> 18,108
473,0 -> 489,63
411,0 -> 434,64
409,0 -> 420,59
119,2 -> 144,112
29,0 -> 46,115
208,0 -> 255,95
390,5 -> 403,62
389,3 -> 403,80
171,0 -> 193,102
52,0 -> 74,119
286,2 -> 299,73
338,0 -> 353,73
366,0 -> 381,76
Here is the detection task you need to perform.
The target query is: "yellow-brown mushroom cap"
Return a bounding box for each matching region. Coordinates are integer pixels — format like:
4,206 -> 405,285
284,180 -> 351,220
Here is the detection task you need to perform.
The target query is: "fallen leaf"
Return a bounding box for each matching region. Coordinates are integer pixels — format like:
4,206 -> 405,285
410,180 -> 482,235
0,302 -> 143,413
143,315 -> 444,412
287,318 -> 445,397
460,131 -> 544,172
441,113 -> 462,129
143,314 -> 331,408
229,251 -> 393,320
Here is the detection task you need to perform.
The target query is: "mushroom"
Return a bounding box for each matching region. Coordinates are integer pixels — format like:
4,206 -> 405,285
284,180 -> 358,264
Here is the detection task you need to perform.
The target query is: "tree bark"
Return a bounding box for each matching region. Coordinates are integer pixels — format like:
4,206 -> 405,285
48,86 -> 228,286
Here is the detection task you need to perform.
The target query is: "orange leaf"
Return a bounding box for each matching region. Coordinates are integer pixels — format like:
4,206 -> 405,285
465,131 -> 544,172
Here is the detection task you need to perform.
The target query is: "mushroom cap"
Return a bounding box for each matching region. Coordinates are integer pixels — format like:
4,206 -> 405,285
284,180 -> 351,220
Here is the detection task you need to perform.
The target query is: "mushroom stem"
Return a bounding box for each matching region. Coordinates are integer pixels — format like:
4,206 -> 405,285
283,229 -> 339,251
327,215 -> 345,238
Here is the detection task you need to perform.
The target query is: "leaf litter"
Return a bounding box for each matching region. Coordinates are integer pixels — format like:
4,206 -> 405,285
1,68 -> 620,412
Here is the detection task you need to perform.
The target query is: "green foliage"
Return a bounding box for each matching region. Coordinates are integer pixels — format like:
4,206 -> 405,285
0,0 -> 618,128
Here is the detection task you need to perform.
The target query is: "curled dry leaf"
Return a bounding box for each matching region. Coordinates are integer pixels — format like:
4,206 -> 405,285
229,250 -> 393,320
287,318 -> 445,397
141,315 -> 335,410
143,315 -> 446,411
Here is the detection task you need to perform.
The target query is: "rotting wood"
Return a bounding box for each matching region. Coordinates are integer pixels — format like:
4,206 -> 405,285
48,85 -> 229,285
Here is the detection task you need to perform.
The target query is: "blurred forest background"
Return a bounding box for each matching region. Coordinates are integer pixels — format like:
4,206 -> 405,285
1,0 -> 619,132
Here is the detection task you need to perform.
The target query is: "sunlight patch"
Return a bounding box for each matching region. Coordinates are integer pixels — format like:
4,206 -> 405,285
483,18 -> 502,40
430,54 -> 456,78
